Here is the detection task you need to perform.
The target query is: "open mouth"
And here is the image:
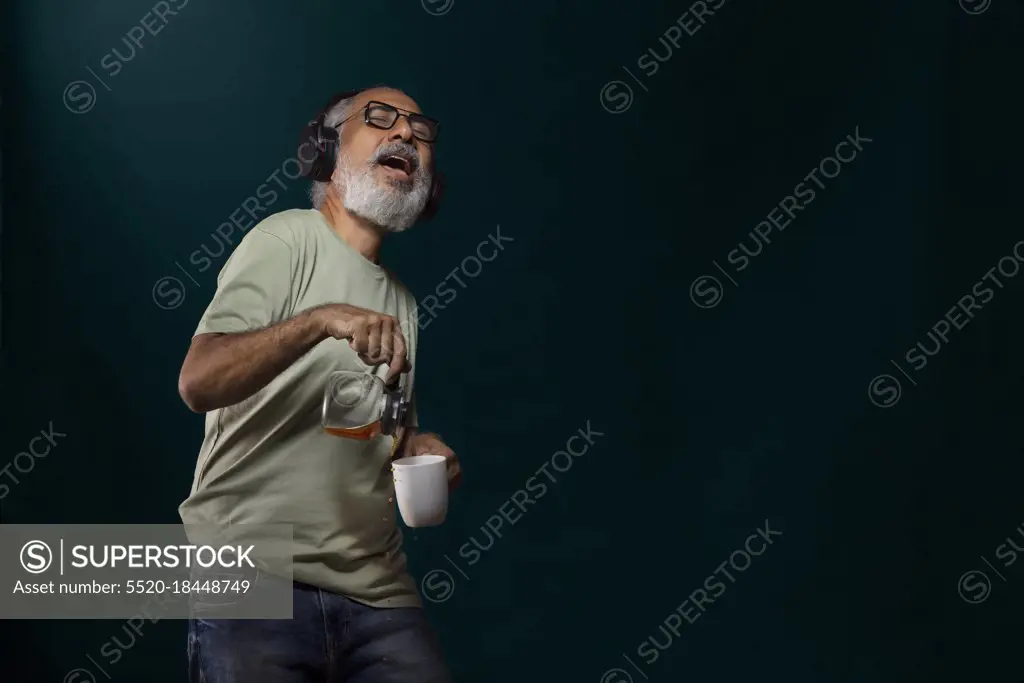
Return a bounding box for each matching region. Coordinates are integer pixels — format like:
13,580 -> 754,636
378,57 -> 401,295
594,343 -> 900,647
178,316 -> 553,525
379,154 -> 414,176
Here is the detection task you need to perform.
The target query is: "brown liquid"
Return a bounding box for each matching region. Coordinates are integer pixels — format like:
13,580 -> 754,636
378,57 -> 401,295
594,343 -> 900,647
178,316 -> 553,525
324,421 -> 382,440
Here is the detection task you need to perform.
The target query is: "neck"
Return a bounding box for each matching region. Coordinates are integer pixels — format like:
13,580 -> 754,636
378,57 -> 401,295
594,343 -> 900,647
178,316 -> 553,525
320,191 -> 384,263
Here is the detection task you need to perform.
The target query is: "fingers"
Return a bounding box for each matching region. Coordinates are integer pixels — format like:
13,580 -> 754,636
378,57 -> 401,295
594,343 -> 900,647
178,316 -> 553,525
447,458 -> 462,490
384,325 -> 409,385
332,307 -> 411,380
379,317 -> 394,366
413,440 -> 450,458
348,319 -> 369,356
366,315 -> 383,363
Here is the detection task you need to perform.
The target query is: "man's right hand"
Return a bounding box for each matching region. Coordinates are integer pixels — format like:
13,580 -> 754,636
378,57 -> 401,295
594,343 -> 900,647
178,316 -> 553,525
313,304 -> 411,384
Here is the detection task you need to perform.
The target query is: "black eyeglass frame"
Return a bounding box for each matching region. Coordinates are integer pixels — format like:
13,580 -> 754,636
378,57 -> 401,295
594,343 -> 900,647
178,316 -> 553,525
334,101 -> 440,143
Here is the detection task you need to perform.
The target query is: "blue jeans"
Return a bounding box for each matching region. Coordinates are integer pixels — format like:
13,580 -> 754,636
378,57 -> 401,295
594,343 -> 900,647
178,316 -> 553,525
188,581 -> 452,683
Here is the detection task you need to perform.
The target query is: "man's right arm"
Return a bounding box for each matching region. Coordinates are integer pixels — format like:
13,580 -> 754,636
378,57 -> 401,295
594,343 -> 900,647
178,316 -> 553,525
178,304 -> 410,413
178,226 -> 410,413
178,308 -> 325,413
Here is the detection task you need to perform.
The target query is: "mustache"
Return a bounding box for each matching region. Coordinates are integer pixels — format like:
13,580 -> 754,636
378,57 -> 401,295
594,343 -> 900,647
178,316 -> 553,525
370,141 -> 422,173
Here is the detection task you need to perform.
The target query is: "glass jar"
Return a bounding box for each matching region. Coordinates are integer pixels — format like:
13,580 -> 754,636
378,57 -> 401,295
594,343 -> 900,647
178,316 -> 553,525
321,370 -> 410,440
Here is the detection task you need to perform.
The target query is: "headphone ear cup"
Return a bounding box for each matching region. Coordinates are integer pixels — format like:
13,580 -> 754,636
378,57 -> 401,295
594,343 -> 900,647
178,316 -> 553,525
299,118 -> 339,182
298,119 -> 320,179
301,89 -> 364,182
312,125 -> 339,182
419,171 -> 445,222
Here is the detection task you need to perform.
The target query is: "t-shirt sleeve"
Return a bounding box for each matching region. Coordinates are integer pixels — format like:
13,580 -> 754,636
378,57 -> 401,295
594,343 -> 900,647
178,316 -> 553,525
194,228 -> 293,336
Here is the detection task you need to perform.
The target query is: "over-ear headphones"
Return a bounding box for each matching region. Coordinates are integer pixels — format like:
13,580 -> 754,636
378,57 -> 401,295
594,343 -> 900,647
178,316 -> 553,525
299,89 -> 445,223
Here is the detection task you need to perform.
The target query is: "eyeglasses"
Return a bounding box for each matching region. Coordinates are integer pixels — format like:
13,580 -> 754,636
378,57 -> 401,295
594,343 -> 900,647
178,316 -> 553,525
335,101 -> 440,143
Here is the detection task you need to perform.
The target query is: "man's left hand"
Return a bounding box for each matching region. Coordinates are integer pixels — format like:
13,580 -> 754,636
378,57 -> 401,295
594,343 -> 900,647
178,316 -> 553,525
401,430 -> 461,491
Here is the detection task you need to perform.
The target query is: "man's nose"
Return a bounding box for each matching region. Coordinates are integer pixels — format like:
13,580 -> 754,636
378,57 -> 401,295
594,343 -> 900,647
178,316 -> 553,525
388,116 -> 415,143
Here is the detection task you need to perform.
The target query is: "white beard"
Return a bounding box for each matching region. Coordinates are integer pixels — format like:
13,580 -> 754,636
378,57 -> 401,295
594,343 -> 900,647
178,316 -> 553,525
333,151 -> 432,233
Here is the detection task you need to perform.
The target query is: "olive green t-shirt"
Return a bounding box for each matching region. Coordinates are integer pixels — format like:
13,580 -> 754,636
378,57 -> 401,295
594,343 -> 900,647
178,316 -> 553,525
178,208 -> 422,608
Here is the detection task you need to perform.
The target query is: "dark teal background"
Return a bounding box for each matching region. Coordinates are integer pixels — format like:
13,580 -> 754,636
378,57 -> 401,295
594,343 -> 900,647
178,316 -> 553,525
4,0 -> 1024,680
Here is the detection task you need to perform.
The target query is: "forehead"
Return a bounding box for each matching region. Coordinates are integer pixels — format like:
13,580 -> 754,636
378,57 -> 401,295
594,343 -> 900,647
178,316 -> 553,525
354,88 -> 421,114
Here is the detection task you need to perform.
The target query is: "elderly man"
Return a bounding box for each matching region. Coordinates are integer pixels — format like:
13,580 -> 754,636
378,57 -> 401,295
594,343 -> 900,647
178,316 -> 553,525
177,86 -> 459,683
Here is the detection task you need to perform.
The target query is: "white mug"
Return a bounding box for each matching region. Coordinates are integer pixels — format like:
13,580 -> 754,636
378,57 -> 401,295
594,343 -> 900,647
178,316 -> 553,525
392,455 -> 449,527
